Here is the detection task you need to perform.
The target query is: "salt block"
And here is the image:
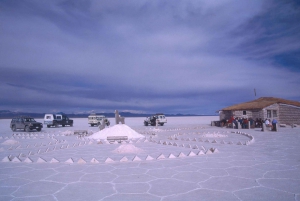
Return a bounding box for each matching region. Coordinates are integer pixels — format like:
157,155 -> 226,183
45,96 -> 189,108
188,151 -> 196,157
90,158 -> 99,164
197,150 -> 205,155
24,157 -> 33,163
78,158 -> 87,164
168,154 -> 176,159
120,156 -> 128,162
205,149 -> 213,154
178,152 -> 186,157
2,156 -> 10,162
65,158 -> 74,164
36,157 -> 47,163
146,155 -> 154,160
105,157 -> 114,163
50,158 -> 60,163
157,154 -> 165,160
132,156 -> 142,162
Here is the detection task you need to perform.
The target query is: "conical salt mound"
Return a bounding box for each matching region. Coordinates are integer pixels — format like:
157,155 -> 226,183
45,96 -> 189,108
2,156 -> 10,162
198,138 -> 203,142
37,157 -> 47,163
237,141 -> 243,145
178,152 -> 186,157
90,158 -> 99,164
168,154 -> 176,159
220,140 -> 225,144
205,139 -> 210,143
78,158 -> 87,164
186,144 -> 191,148
228,141 -> 233,144
24,157 -> 33,163
168,142 -> 172,145
173,143 -> 178,146
65,158 -> 74,164
105,157 -> 114,163
212,139 -> 217,143
88,124 -> 144,140
50,158 -> 60,163
132,156 -> 142,162
88,141 -> 93,145
213,148 -> 219,153
157,154 -> 165,160
192,138 -> 197,141
188,151 -> 196,157
120,156 -> 128,162
144,139 -> 149,143
206,149 -> 213,154
197,150 -> 205,155
11,157 -> 21,163
145,155 -> 154,161
192,145 -> 199,149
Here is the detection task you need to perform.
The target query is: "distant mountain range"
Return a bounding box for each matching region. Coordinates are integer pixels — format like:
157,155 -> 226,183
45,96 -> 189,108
0,110 -> 215,119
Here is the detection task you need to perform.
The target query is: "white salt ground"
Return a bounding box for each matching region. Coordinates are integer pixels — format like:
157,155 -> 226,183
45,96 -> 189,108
88,124 -> 144,140
112,144 -> 144,154
1,139 -> 19,145
201,134 -> 228,138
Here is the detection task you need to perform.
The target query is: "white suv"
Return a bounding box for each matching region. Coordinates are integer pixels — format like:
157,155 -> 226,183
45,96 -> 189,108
88,113 -> 110,127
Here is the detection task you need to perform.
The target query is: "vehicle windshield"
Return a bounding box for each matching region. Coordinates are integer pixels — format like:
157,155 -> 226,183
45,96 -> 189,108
24,118 -> 36,122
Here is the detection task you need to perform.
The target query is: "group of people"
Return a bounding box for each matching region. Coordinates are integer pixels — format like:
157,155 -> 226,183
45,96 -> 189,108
220,116 -> 278,130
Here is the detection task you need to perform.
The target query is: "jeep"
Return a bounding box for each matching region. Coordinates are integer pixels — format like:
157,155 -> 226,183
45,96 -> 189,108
44,113 -> 73,128
10,116 -> 43,132
88,113 -> 110,127
144,113 -> 167,126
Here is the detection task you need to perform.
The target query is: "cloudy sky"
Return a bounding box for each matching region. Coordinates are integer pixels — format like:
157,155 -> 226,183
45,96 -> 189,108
0,0 -> 299,115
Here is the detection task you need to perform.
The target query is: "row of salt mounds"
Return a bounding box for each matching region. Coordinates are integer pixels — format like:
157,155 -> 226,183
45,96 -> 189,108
88,124 -> 144,140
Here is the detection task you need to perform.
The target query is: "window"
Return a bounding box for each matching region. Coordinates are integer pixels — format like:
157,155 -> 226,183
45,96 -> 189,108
267,110 -> 271,118
273,110 -> 277,118
243,111 -> 246,115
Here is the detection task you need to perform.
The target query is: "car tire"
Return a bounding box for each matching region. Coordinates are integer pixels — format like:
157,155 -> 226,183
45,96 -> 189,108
36,128 -> 41,131
91,124 -> 94,127
25,126 -> 30,132
47,125 -> 50,128
62,124 -> 65,127
11,125 -> 16,131
55,123 -> 59,128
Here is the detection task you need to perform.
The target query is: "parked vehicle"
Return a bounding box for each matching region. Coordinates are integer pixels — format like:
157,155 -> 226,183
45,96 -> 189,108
144,113 -> 167,126
44,113 -> 73,128
10,116 -> 43,132
88,113 -> 110,127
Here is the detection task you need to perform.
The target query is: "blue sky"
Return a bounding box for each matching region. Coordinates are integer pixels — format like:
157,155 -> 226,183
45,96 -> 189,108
0,0 -> 300,114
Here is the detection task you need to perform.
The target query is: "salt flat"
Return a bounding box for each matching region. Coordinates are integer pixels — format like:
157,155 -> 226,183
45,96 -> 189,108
0,116 -> 300,201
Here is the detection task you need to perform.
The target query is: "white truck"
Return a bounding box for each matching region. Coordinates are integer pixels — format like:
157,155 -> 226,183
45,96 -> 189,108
88,113 -> 110,127
144,113 -> 167,126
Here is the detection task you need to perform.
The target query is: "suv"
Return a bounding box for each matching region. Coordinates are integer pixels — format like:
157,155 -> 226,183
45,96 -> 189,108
44,113 -> 73,128
88,113 -> 110,127
10,116 -> 43,132
144,113 -> 167,126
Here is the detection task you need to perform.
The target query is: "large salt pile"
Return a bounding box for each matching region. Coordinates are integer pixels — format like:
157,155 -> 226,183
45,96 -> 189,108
88,124 -> 144,140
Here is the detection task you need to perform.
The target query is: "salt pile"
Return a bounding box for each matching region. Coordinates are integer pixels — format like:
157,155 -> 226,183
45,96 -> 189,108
1,139 -> 19,145
88,124 -> 144,140
112,144 -> 144,154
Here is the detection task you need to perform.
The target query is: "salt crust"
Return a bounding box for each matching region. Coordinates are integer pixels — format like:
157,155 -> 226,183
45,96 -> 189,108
1,139 -> 19,145
112,144 -> 144,154
88,124 -> 144,140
